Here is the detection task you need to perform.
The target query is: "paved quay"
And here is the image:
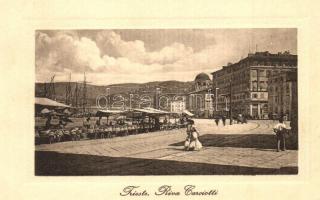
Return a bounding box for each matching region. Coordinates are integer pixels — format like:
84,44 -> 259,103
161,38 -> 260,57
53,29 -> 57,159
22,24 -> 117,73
35,119 -> 298,175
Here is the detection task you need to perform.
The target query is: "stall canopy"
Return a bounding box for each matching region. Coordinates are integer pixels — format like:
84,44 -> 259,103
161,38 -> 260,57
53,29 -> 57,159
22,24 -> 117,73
96,109 -> 125,117
170,110 -> 194,116
133,108 -> 157,114
134,108 -> 169,115
144,107 -> 170,114
183,110 -> 194,117
35,97 -> 70,108
39,108 -> 65,117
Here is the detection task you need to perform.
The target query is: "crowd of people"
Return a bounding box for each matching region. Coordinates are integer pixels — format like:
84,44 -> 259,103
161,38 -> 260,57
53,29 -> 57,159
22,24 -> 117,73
213,114 -> 248,126
36,113 -> 191,144
38,110 -> 292,153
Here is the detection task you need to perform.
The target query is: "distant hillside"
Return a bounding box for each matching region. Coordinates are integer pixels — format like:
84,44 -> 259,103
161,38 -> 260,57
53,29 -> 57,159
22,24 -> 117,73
35,80 -> 194,105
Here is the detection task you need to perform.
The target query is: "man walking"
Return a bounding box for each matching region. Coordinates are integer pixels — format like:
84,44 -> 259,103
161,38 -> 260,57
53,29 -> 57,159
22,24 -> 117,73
273,118 -> 287,152
221,115 -> 226,126
214,116 -> 220,126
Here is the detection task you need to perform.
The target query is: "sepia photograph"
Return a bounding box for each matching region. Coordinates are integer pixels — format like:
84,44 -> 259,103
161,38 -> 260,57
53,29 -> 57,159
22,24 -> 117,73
34,28 -> 298,176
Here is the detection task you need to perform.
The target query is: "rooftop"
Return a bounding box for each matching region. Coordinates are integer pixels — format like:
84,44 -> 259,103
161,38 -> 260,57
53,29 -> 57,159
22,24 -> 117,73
211,51 -> 297,75
195,72 -> 210,81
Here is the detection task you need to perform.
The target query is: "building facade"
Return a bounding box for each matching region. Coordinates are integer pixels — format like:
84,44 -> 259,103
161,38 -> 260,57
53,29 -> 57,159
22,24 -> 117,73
188,73 -> 214,118
211,51 -> 297,119
170,100 -> 186,113
268,69 -> 297,120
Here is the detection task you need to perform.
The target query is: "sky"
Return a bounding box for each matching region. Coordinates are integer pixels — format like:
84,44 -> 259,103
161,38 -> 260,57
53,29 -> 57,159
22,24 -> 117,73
36,29 -> 297,85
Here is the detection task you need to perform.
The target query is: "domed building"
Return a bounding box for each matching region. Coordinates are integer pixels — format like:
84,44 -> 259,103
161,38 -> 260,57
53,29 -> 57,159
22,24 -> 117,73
187,72 -> 214,118
194,72 -> 211,91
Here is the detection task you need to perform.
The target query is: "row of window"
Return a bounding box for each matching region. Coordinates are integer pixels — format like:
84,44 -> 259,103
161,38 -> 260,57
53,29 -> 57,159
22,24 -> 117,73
216,69 -> 293,87
252,93 -> 266,99
251,69 -> 274,78
269,84 -> 290,94
251,80 -> 268,91
270,106 -> 291,114
250,60 -> 296,67
271,96 -> 291,104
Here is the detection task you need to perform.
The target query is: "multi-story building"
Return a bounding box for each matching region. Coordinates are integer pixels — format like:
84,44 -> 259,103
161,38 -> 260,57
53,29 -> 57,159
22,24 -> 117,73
211,51 -> 297,119
188,73 -> 214,118
268,69 -> 297,120
170,100 -> 186,113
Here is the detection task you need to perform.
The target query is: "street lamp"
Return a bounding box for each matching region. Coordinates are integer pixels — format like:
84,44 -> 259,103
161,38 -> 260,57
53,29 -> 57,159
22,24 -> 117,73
208,89 -> 212,118
225,96 -> 228,111
229,79 -> 233,125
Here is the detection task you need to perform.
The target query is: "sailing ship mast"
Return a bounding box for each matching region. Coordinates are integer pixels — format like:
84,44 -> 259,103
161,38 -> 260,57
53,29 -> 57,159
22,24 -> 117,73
82,72 -> 87,113
65,73 -> 72,105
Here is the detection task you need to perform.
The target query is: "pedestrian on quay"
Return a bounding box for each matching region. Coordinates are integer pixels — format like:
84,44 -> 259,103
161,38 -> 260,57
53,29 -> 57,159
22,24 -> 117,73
214,116 -> 220,126
222,115 -> 226,126
83,117 -> 91,129
184,119 -> 193,150
184,119 -> 202,151
96,116 -> 102,127
164,117 -> 168,124
59,117 -> 67,129
273,118 -> 287,152
45,115 -> 52,130
243,114 -> 247,124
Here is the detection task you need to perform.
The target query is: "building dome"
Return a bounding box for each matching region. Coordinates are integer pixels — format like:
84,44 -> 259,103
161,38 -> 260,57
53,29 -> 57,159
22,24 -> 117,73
194,73 -> 210,82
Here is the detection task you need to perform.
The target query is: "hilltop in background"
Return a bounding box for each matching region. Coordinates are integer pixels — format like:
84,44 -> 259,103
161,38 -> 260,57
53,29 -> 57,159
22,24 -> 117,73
35,81 -> 194,106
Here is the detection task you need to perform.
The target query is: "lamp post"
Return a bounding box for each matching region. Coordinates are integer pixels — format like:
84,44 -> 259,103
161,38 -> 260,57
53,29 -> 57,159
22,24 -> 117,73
225,96 -> 228,113
208,89 -> 212,118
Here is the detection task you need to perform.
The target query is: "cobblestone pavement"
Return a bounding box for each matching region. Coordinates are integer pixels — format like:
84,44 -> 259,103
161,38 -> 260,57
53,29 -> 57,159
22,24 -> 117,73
35,120 -> 298,175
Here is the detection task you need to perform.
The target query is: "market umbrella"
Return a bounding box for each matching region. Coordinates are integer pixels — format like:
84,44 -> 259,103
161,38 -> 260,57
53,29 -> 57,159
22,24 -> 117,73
41,108 -> 52,114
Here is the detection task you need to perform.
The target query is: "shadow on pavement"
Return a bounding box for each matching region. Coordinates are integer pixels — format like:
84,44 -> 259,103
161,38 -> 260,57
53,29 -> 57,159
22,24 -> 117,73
170,134 -> 298,150
35,151 -> 298,176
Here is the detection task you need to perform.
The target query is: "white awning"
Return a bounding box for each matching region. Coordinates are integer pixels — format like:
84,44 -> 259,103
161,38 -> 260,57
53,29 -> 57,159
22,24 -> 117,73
183,110 -> 194,116
35,97 -> 70,108
144,107 -> 170,114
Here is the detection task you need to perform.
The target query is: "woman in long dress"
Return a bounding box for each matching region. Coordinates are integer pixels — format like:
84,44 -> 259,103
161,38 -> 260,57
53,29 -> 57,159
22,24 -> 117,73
184,121 -> 192,150
184,120 -> 202,151
189,126 -> 202,150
